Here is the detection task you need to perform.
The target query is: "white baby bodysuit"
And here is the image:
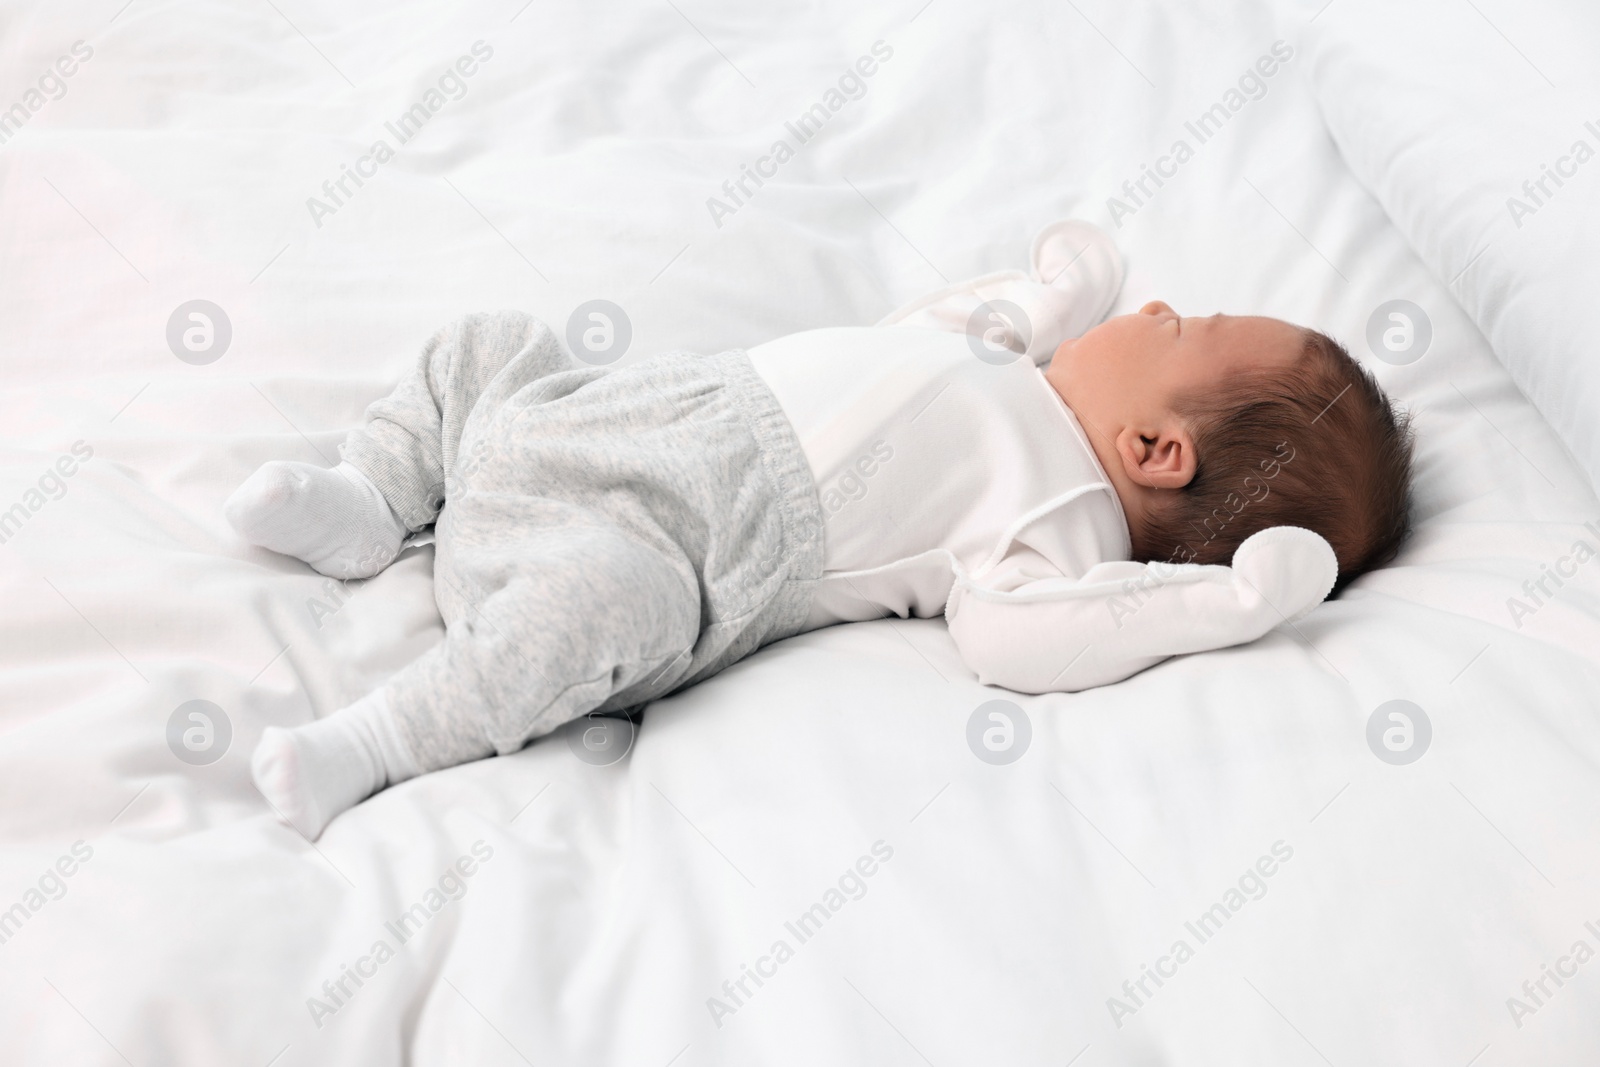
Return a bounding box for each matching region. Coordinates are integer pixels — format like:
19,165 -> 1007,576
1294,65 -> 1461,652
745,221 -> 1339,693
747,326 -> 1129,626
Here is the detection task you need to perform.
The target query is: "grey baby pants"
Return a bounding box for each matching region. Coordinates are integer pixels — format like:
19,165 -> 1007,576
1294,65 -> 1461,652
340,312 -> 826,772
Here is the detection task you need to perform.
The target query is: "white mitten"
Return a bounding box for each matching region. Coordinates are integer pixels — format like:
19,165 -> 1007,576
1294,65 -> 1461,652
1228,526 -> 1341,623
876,219 -> 1125,364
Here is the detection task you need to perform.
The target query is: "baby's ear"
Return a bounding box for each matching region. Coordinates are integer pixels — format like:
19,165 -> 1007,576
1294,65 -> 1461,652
1117,423 -> 1196,490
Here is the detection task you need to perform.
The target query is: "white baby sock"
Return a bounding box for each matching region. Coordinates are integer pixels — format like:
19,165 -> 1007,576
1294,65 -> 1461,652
250,689 -> 421,839
224,460 -> 408,579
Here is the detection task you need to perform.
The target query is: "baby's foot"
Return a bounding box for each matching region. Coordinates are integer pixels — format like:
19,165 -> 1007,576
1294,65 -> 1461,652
251,727 -> 361,839
250,693 -> 419,839
224,460 -> 407,579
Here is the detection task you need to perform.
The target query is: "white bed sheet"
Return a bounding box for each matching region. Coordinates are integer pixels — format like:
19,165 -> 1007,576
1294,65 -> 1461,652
2,1 -> 1598,1064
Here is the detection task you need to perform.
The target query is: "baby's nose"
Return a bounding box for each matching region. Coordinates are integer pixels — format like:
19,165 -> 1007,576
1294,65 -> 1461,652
1139,300 -> 1175,317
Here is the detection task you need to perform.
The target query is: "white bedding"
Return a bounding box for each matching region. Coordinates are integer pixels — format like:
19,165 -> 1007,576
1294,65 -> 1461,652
2,1 -> 1598,1065
1301,0 -> 1600,500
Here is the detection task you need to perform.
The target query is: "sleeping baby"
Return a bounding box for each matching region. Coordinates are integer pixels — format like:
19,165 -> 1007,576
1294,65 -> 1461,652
224,220 -> 1414,838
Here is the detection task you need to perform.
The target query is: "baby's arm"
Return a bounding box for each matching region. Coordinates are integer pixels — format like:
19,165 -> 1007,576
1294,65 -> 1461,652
877,219 -> 1124,364
944,527 -> 1338,693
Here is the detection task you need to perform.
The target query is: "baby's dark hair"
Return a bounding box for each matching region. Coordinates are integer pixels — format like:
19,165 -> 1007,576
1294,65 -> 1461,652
1133,329 -> 1415,591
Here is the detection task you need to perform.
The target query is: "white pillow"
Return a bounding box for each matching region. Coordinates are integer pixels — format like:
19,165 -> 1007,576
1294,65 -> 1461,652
1296,0 -> 1600,494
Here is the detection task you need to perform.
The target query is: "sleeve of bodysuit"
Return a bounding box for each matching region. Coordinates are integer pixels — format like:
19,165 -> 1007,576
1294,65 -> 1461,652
943,526 -> 1339,693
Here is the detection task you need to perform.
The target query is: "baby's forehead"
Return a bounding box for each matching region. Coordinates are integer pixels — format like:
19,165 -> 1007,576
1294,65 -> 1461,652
1213,315 -> 1309,366
1230,313 -> 1304,337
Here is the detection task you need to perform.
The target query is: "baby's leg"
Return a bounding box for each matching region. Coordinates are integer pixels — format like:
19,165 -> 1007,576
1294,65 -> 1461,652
225,312 -> 570,578
253,516 -> 702,838
250,687 -> 414,839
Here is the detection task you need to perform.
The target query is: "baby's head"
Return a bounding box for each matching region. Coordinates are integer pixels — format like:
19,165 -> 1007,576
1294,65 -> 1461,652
1046,301 -> 1415,588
